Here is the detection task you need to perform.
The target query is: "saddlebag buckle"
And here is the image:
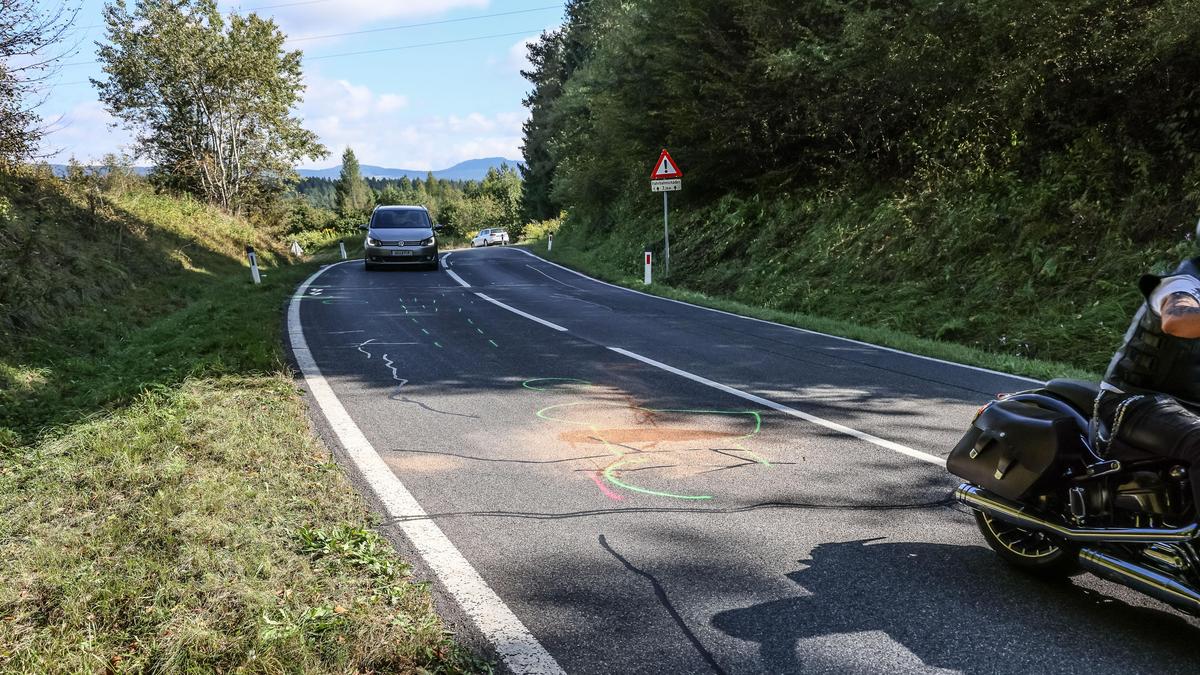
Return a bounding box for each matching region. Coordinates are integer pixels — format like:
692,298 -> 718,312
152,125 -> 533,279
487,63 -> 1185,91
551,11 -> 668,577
1084,459 -> 1122,478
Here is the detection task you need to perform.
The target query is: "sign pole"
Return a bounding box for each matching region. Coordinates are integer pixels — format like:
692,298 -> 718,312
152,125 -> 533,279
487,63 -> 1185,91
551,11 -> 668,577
663,191 -> 670,278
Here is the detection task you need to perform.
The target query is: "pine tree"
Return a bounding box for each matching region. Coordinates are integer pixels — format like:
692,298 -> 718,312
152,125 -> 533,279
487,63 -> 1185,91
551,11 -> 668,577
334,147 -> 372,216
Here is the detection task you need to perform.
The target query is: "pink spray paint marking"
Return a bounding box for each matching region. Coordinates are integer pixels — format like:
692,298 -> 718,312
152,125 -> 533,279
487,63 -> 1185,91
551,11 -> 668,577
588,471 -> 624,501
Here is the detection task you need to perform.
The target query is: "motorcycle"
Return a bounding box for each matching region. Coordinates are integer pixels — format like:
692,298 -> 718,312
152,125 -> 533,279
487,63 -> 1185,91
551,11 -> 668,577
948,378 -> 1200,615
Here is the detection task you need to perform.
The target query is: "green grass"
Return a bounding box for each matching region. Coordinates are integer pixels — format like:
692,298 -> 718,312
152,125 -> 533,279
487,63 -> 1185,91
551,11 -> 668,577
0,171 -> 486,672
523,238 -> 1097,382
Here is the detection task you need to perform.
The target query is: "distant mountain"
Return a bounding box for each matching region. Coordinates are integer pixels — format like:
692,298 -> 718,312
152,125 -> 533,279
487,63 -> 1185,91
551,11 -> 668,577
297,157 -> 523,181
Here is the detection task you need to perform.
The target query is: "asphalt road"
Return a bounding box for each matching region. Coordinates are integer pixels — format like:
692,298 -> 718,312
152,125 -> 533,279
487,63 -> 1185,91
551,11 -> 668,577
291,245 -> 1200,674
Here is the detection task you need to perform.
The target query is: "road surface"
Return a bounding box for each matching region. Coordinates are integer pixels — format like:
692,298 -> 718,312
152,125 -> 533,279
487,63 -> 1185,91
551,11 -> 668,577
288,245 -> 1200,674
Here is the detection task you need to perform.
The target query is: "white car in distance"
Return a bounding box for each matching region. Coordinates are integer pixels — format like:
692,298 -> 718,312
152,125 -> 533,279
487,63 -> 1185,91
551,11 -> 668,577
471,228 -> 510,247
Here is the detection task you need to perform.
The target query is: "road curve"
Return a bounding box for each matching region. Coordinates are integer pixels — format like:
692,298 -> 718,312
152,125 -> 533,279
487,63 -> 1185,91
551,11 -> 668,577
290,245 -> 1200,674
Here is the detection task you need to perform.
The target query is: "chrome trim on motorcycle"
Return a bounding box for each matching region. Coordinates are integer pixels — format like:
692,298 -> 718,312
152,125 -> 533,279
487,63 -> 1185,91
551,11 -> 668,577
954,484 -> 1200,542
1080,548 -> 1200,616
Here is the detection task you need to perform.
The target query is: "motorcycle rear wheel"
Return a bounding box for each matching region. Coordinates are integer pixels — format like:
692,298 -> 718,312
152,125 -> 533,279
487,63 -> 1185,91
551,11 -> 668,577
975,511 -> 1081,578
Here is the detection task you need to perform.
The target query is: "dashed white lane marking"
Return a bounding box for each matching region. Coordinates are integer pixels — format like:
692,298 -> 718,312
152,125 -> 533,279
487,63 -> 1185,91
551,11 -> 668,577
475,292 -> 568,332
609,346 -> 948,467
289,261 -> 566,675
510,247 -> 1041,385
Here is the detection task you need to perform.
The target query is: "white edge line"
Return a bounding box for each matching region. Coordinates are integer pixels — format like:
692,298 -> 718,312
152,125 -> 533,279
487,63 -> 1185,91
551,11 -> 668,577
608,346 -> 947,467
475,292 -> 568,332
442,251 -> 470,287
288,261 -> 566,675
511,247 -> 1042,385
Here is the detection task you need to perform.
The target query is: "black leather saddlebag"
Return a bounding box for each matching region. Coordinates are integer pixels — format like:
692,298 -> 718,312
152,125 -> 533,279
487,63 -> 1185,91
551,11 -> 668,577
947,399 -> 1077,500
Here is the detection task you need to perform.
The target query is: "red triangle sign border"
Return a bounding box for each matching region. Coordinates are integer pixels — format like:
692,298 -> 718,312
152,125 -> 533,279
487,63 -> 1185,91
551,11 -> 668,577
650,149 -> 682,180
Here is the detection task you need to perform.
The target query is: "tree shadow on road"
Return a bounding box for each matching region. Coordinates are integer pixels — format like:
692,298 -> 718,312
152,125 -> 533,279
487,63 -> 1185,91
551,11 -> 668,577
712,539 -> 1200,674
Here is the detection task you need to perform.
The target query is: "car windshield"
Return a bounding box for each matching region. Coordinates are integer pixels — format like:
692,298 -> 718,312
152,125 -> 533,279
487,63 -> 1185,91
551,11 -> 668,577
373,209 -> 430,229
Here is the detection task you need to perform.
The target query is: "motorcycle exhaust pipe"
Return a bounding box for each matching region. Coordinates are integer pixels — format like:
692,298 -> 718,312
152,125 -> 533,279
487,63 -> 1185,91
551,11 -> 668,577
954,484 -> 1199,543
1079,548 -> 1200,616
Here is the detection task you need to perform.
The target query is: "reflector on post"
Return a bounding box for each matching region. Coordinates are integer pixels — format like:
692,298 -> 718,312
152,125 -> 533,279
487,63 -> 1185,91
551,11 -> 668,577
644,251 -> 652,285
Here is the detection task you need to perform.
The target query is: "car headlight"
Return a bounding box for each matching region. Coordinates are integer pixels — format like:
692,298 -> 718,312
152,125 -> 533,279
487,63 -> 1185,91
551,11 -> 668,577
366,237 -> 381,246
420,236 -> 435,246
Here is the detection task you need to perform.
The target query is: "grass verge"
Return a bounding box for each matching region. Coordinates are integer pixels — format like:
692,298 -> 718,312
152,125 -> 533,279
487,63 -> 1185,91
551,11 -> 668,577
523,239 -> 1097,382
0,172 -> 485,672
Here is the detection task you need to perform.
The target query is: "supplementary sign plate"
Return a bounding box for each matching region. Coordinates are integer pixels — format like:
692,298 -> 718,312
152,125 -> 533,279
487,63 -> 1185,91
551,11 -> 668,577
650,179 -> 681,192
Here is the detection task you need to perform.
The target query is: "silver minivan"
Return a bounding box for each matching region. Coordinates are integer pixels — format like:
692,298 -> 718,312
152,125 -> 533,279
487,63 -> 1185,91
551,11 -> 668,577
361,206 -> 440,271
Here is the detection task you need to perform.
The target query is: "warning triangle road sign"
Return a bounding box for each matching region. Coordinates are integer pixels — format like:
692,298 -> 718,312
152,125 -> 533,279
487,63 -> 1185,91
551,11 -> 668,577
650,149 -> 682,180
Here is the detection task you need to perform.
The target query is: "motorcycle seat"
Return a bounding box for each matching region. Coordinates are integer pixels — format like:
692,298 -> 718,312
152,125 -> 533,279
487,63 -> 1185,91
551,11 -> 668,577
1044,379 -> 1100,414
1044,379 -> 1164,462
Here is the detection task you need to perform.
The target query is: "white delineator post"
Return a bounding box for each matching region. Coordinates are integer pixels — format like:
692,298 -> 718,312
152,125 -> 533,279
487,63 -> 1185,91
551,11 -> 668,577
339,241 -> 347,260
644,251 -> 652,285
246,245 -> 261,284
548,233 -> 553,252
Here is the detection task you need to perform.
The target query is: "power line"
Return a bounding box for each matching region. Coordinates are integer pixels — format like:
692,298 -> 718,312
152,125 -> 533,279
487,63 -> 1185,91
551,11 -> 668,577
305,28 -> 546,61
45,26 -> 549,80
287,6 -> 560,43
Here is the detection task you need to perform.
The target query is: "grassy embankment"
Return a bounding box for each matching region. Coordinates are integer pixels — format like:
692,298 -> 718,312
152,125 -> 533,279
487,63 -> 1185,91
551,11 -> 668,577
0,168 -> 485,672
522,188 -> 1137,384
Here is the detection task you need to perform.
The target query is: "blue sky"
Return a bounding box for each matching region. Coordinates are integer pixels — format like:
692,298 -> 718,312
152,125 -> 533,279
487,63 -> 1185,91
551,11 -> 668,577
35,0 -> 563,169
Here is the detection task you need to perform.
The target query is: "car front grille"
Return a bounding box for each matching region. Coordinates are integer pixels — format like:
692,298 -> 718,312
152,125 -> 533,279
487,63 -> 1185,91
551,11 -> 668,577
371,254 -> 435,262
376,240 -> 426,246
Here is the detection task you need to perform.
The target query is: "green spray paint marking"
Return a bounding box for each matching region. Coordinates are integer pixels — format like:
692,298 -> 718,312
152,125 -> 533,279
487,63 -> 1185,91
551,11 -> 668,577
467,318 -> 474,325
488,340 -> 499,348
604,458 -> 713,500
477,328 -> 484,334
411,318 -> 419,323
421,328 -> 430,335
434,342 -> 443,348
532,399 -> 768,499
522,377 -> 592,391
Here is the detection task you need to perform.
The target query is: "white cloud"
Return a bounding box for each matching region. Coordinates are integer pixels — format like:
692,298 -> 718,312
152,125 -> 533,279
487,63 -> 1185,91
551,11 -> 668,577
507,35 -> 539,73
297,72 -> 523,170
41,99 -> 136,164
222,0 -> 490,41
302,73 -> 408,121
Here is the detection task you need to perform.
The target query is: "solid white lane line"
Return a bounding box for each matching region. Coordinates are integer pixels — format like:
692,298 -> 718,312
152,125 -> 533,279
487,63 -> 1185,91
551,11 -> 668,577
608,346 -> 948,467
475,292 -> 568,332
512,248 -> 1041,385
289,262 -> 565,675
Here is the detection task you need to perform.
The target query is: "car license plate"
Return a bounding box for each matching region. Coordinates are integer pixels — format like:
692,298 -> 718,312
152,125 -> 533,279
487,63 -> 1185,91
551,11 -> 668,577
391,250 -> 412,256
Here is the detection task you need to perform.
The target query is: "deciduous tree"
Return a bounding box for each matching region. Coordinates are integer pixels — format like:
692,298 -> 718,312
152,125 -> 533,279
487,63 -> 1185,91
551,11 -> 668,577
0,1 -> 80,167
95,0 -> 325,212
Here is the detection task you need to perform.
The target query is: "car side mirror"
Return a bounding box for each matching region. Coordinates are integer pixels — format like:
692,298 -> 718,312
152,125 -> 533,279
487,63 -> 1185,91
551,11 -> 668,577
358,224 -> 369,231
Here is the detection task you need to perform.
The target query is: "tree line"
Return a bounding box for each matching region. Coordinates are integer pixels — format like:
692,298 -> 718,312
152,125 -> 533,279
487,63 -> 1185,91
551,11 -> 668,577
521,0 -> 1200,236
291,147 -> 523,242
518,0 -> 1200,368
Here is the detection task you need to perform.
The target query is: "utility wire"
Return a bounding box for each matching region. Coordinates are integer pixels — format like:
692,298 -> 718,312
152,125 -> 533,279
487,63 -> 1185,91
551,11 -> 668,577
48,26 -> 549,82
287,5 -> 560,43
305,28 -> 545,61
